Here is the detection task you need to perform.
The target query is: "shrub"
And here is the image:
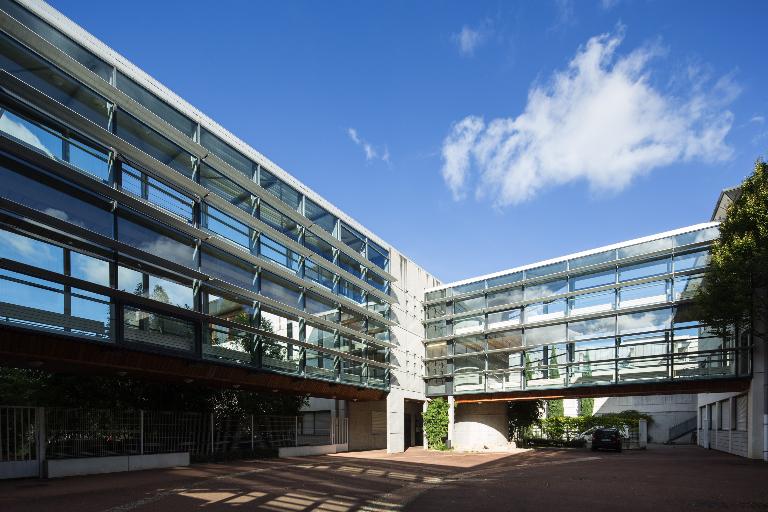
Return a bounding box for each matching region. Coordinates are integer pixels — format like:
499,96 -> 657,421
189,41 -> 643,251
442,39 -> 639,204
424,397 -> 450,450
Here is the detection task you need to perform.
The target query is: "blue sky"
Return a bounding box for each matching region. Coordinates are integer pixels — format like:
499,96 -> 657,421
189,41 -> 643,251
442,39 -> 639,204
51,0 -> 768,284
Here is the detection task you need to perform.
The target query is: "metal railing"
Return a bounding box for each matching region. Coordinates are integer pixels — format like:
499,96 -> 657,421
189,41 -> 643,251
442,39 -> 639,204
668,416 -> 698,442
0,406 -> 37,463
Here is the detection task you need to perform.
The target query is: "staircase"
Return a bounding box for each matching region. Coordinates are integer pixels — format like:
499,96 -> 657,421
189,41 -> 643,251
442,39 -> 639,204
666,416 -> 698,444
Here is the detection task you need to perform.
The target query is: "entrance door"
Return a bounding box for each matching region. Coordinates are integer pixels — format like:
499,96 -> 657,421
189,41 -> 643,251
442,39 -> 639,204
404,413 -> 412,449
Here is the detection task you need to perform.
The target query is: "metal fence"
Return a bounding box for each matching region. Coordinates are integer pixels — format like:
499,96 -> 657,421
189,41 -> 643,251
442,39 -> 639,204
40,408 -> 346,459
0,406 -> 37,463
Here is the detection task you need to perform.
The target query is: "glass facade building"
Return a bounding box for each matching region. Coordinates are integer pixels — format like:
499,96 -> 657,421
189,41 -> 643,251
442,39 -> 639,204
423,224 -> 751,397
0,0 -> 400,391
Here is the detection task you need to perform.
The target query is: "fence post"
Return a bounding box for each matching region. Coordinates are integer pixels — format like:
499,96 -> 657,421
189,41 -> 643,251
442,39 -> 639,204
140,410 -> 144,455
36,407 -> 46,479
251,414 -> 254,451
295,416 -> 299,447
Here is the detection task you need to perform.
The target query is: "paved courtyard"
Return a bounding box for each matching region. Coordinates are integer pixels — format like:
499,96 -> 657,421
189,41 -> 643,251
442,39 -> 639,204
1,445 -> 767,511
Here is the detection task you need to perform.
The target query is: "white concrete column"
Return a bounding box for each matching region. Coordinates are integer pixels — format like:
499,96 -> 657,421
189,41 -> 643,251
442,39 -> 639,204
447,396 -> 455,448
638,419 -> 648,449
422,400 -> 429,450
386,389 -> 405,454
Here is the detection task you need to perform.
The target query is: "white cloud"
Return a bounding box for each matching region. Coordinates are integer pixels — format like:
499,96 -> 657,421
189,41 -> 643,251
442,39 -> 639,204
751,115 -> 765,124
440,29 -> 738,206
0,114 -> 55,157
600,0 -> 619,9
454,26 -> 485,57
347,127 -> 390,164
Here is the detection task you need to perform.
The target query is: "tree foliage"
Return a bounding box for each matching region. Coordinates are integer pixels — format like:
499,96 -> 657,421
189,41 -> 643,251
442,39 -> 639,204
507,399 -> 543,441
578,397 -> 594,417
695,160 -> 768,337
547,398 -> 564,418
424,398 -> 450,450
537,410 -> 653,442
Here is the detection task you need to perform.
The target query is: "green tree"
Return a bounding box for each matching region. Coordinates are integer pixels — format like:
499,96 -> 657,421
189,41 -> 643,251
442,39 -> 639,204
547,399 -> 564,418
578,397 -> 594,416
695,160 -> 768,337
423,397 -> 450,450
548,346 -> 560,379
507,399 -> 543,441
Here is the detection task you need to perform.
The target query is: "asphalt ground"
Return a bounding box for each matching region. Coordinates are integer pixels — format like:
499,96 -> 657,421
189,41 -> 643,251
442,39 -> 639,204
1,445 -> 766,511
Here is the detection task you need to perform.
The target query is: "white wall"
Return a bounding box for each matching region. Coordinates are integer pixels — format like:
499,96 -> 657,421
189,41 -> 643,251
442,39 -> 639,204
453,401 -> 512,452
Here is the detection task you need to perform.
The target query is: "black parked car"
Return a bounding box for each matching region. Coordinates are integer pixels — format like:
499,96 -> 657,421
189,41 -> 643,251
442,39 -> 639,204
591,427 -> 623,452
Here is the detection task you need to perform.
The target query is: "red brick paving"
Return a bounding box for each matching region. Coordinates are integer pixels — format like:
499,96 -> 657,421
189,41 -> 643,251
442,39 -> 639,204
0,445 -> 765,511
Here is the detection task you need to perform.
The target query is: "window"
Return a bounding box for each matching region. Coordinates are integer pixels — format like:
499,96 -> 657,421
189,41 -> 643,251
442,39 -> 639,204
524,299 -> 566,323
0,32 -> 110,126
569,250 -> 615,270
340,223 -> 366,254
568,317 -> 615,341
718,400 -> 729,430
306,324 -> 335,348
453,315 -> 484,335
570,269 -> 614,291
487,272 -> 523,289
524,279 -> 567,301
569,289 -> 614,315
117,210 -> 196,267
304,259 -> 334,291
735,395 -> 748,431
525,324 -> 567,346
260,202 -> 300,241
203,205 -> 251,249
454,295 -> 485,314
487,308 -> 521,329
200,129 -> 253,176
200,164 -> 253,212
526,261 -> 567,279
454,335 -> 484,355
619,257 -> 671,282
452,280 -> 485,296
487,287 -> 523,308
617,308 -> 672,335
260,272 -> 301,308
116,110 -> 195,179
305,293 -> 337,322
0,161 -> 113,237
618,237 -> 673,259
337,252 -> 363,280
116,71 -> 195,136
366,271 -> 388,293
304,231 -> 334,263
487,329 -> 522,350
304,198 -> 336,234
675,227 -> 719,247
201,245 -> 255,291
367,241 -> 389,271
259,235 -> 300,273
619,280 -> 669,308
259,168 -> 301,210
426,320 -> 448,339
674,249 -> 710,272
122,164 -> 194,221
426,342 -> 447,358
338,279 -> 364,304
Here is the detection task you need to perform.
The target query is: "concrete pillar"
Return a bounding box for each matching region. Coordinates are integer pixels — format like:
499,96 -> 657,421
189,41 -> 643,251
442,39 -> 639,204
422,400 -> 429,450
386,389 -> 405,454
447,395 -> 455,448
638,419 -> 648,449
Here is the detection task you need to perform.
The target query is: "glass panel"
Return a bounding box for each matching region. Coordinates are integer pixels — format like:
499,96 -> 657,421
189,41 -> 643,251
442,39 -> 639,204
367,241 -> 389,271
524,299 -> 566,323
486,271 -> 523,289
340,308 -> 366,333
303,231 -> 334,263
339,223 -> 365,254
487,329 -> 522,350
618,257 -> 671,282
569,289 -> 615,316
453,354 -> 485,393
304,198 -> 336,234
570,269 -> 614,291
261,305 -> 300,340
207,290 -> 254,326
569,250 -> 615,270
571,338 -> 616,385
452,280 -> 485,296
0,32 -> 110,125
525,261 -> 567,279
525,324 -> 567,346
617,308 -> 672,335
674,274 -> 704,302
674,227 -> 719,247
201,245 -> 255,291
524,279 -> 567,301
70,252 -> 109,286
115,71 -> 195,136
305,292 -> 337,323
568,316 -> 615,341
116,110 -> 195,179
306,323 -> 335,348
487,308 -> 521,329
338,278 -> 364,304
619,280 -> 669,308
260,272 -> 301,308
123,306 -> 194,352
674,249 -> 710,272
1,1 -> 112,81
454,295 -> 485,314
618,237 -> 673,259
147,274 -> 193,309
337,252 -> 363,280
260,202 -> 300,241
426,320 -> 448,339
426,360 -> 448,377
121,163 -> 194,221
487,287 -> 523,308
304,349 -> 336,379
203,204 -> 251,249
366,271 -> 388,293
200,129 -> 253,176
117,210 -> 195,267
259,168 -> 301,210
340,359 -> 364,384
259,235 -> 300,273
304,259 -> 334,291
262,339 -> 300,373
0,228 -> 63,274
366,294 -> 389,318
426,341 -> 448,358
453,315 -> 484,335
426,303 -> 446,320
200,164 -> 254,212
425,289 -> 446,302
453,334 -> 484,355
0,162 -> 113,237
